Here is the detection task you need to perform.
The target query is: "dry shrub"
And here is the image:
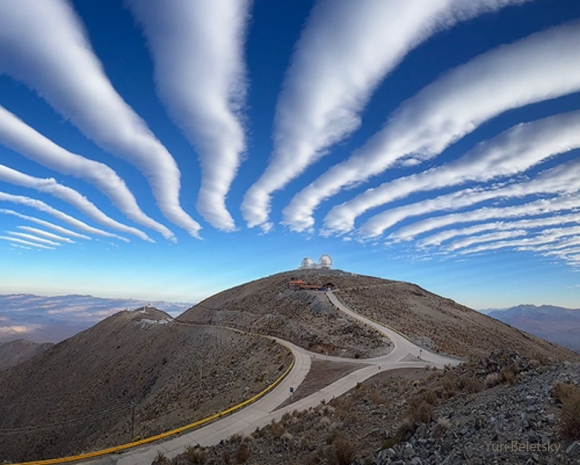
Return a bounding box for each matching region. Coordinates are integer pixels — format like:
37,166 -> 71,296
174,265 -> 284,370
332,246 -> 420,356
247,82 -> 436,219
553,381 -> 580,440
484,373 -> 501,389
442,374 -> 456,397
270,420 -> 285,439
432,417 -> 451,439
235,442 -> 251,464
396,417 -> 416,441
184,445 -> 207,464
368,389 -> 387,405
458,376 -> 482,394
153,451 -> 170,465
533,352 -> 551,366
500,363 -> 519,386
326,433 -> 355,465
407,400 -> 434,424
330,397 -> 356,423
405,389 -> 438,424
325,428 -> 340,445
553,381 -> 578,403
418,389 -> 437,405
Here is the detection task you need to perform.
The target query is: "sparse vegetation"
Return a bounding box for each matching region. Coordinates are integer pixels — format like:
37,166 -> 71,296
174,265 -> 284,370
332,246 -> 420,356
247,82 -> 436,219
153,451 -> 170,465
336,280 -> 580,362
553,381 -> 580,440
0,308 -> 292,463
234,441 -> 251,463
326,433 -> 355,465
184,445 -> 207,464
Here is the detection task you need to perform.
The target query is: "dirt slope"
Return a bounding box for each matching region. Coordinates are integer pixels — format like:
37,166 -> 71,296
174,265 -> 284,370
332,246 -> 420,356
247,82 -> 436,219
335,278 -> 580,362
0,307 -> 291,463
181,269 -> 579,363
179,270 -> 392,358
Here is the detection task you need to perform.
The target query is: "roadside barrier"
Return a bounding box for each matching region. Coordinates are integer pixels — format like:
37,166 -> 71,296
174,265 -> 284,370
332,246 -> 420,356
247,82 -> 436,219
10,327 -> 295,465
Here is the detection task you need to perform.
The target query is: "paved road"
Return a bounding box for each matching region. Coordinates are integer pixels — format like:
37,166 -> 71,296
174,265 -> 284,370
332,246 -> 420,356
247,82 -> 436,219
76,291 -> 462,465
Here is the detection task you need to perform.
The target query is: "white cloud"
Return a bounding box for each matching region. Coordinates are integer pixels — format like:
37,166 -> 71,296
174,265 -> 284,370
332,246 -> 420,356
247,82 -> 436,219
456,226 -> 580,255
390,194 -> 580,242
364,156 -> 580,238
17,226 -> 75,244
444,229 -> 529,251
127,0 -> 250,231
418,213 -> 580,247
9,244 -> 31,251
324,110 -> 580,233
8,231 -> 61,246
0,209 -> 90,239
0,164 -> 152,241
241,0 -> 528,229
0,106 -> 174,241
0,236 -> 55,250
0,192 -> 128,241
0,324 -> 41,335
0,0 -> 201,237
283,19 -> 580,231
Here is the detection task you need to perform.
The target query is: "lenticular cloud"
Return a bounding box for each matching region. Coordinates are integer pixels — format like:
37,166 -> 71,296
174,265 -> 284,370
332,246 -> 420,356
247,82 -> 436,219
127,0 -> 249,231
242,0 -> 528,230
0,164 -> 152,241
0,0 -> 201,238
0,106 -> 174,241
283,19 -> 580,232
0,192 -> 126,240
0,209 -> 90,240
326,110 -> 580,234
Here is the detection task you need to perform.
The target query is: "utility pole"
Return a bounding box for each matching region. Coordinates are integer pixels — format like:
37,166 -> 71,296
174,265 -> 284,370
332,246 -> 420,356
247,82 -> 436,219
131,401 -> 136,440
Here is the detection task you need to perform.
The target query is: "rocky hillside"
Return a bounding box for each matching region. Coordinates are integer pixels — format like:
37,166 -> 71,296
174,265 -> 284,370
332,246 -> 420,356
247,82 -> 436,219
181,269 -> 579,363
0,307 -> 291,463
0,338 -> 53,371
334,278 -> 579,362
179,270 -> 392,358
159,354 -> 580,465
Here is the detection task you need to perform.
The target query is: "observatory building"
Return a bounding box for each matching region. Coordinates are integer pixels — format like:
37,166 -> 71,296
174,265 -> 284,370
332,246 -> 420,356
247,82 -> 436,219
299,254 -> 333,270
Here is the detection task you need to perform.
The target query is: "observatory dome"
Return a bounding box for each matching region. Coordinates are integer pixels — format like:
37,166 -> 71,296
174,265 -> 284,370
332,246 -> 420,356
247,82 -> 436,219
319,254 -> 332,269
300,257 -> 315,269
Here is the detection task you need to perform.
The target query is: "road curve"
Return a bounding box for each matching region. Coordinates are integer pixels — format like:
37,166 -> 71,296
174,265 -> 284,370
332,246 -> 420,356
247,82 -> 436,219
74,292 -> 462,465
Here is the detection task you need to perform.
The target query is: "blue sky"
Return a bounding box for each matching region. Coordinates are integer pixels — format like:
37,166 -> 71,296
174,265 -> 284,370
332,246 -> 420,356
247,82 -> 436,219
1,0 -> 580,310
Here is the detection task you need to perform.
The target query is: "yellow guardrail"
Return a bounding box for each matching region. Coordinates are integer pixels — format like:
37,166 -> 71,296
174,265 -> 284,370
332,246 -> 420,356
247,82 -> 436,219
11,327 -> 295,465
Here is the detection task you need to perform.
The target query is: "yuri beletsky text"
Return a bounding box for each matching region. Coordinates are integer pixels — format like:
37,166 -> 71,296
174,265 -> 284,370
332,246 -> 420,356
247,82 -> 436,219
485,441 -> 561,454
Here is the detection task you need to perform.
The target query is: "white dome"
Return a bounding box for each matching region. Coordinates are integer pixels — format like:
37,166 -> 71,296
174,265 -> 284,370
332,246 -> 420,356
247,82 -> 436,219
319,254 -> 332,269
300,257 -> 315,269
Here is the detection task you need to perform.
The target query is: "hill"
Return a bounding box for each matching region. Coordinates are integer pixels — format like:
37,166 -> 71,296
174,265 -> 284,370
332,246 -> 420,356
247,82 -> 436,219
0,307 -> 291,463
179,269 -> 392,358
180,270 -> 579,363
486,305 -> 580,353
0,293 -> 192,343
0,339 -> 53,371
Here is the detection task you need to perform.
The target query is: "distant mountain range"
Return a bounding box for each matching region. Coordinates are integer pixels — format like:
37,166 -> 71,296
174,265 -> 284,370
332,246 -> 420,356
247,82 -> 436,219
0,294 -> 192,343
484,304 -> 580,354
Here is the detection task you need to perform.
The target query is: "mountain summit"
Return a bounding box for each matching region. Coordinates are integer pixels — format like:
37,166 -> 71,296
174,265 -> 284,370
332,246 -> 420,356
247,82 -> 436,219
180,270 -> 577,362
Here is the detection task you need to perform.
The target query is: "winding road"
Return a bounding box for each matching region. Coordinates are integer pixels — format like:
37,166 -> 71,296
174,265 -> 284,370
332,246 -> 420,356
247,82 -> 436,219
76,291 -> 462,465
